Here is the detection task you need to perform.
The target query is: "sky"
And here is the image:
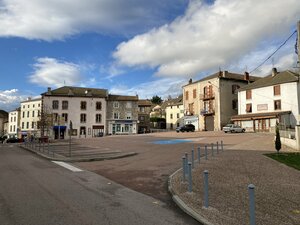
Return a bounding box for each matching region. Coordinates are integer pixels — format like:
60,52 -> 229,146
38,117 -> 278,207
0,0 -> 300,112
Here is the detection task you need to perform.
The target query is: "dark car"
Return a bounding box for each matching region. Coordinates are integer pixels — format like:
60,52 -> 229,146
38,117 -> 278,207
0,135 -> 8,143
6,137 -> 21,143
176,124 -> 195,132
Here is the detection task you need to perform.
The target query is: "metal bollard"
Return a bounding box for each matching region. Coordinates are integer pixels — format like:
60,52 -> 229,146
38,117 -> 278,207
205,145 -> 208,160
248,184 -> 256,225
188,162 -> 192,192
221,140 -> 224,151
211,143 -> 214,157
182,156 -> 186,181
204,170 -> 209,208
197,146 -> 201,164
185,152 -> 188,175
191,148 -> 195,169
216,141 -> 219,154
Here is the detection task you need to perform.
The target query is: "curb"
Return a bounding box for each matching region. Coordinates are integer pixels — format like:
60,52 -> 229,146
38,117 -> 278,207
19,145 -> 137,162
168,168 -> 215,225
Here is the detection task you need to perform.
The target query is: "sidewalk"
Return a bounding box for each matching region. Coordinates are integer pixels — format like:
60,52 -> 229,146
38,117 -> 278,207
169,144 -> 300,225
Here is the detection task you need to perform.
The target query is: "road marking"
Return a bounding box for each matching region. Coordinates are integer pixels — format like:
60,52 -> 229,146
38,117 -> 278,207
52,161 -> 83,172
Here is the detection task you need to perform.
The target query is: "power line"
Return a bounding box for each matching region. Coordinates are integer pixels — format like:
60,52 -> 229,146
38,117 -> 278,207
249,30 -> 297,74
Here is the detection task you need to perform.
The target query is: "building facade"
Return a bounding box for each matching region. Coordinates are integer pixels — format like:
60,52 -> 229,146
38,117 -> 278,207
137,99 -> 152,133
42,86 -> 108,139
232,69 -> 300,132
8,108 -> 20,137
20,98 -> 42,138
0,110 -> 8,136
183,71 -> 259,131
165,96 -> 184,130
106,95 -> 138,135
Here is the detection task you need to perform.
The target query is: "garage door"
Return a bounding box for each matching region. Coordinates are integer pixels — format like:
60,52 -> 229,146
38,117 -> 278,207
205,116 -> 214,131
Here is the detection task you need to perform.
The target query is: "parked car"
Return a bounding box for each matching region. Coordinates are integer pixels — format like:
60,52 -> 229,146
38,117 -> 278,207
0,135 -> 8,143
6,137 -> 21,143
176,124 -> 195,132
223,124 -> 245,133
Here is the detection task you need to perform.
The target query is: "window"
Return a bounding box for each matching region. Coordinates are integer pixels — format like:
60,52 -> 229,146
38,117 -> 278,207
126,102 -> 132,108
22,112 -> 25,118
113,102 -> 119,108
177,113 -> 180,118
185,91 -> 189,100
10,125 -> 12,132
96,102 -> 102,110
52,100 -> 59,110
26,122 -> 29,129
139,107 -> 145,112
170,114 -> 173,119
139,116 -> 145,121
188,103 -> 194,115
62,101 -> 68,110
28,105 -> 29,108
126,112 -> 132,119
274,85 -> 281,96
246,90 -> 252,100
13,125 -> 16,132
32,111 -> 35,117
246,103 -> 252,113
170,124 -> 173,129
80,114 -> 86,123
53,113 -> 59,123
22,122 -> 24,129
38,103 -> 40,107
113,112 -> 119,119
62,113 -> 68,122
14,117 -> 16,122
95,114 -> 102,123
232,99 -> 238,110
274,100 -> 281,110
193,89 -> 196,98
232,85 -> 240,94
80,101 -> 87,110
23,105 -> 25,109
80,127 -> 86,135
38,110 -> 40,117
32,122 -> 34,129
33,104 -> 35,108
27,111 -> 29,117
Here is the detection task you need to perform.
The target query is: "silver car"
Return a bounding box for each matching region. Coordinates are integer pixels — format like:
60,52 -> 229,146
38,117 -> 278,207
223,124 -> 245,133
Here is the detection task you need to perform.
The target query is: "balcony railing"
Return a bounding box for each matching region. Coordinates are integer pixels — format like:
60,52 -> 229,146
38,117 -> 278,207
200,108 -> 215,115
200,93 -> 215,100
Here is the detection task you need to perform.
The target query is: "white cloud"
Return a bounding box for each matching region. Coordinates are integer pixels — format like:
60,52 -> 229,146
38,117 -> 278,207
109,78 -> 186,99
0,0 -> 187,41
28,57 -> 83,87
114,0 -> 300,77
100,64 -> 125,79
0,89 -> 27,112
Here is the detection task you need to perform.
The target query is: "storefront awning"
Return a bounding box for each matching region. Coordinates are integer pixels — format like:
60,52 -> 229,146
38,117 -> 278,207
231,111 -> 291,121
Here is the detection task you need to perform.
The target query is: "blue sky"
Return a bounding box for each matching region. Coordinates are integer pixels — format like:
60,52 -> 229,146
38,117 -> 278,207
0,0 -> 299,112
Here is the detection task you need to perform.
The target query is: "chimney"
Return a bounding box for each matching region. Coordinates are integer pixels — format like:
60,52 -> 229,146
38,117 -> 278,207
272,68 -> 278,77
244,72 -> 249,81
222,71 -> 228,77
47,87 -> 51,94
27,97 -> 32,101
189,78 -> 193,84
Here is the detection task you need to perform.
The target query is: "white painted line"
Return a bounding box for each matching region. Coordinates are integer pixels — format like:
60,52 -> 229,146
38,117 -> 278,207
52,161 -> 83,172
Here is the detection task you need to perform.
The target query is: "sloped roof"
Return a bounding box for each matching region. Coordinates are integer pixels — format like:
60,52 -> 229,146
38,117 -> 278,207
0,110 -> 8,118
108,94 -> 138,101
238,70 -> 299,91
183,71 -> 260,87
21,97 -> 42,103
138,99 -> 153,106
163,96 -> 183,108
42,86 -> 108,98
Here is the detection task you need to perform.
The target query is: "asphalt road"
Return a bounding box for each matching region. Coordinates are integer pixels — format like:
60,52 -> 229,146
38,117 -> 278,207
0,144 -> 199,225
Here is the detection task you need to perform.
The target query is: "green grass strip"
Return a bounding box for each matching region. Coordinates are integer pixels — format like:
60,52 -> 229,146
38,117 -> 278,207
265,152 -> 300,171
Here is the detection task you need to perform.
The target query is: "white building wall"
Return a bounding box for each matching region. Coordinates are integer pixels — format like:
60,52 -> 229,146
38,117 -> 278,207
165,105 -> 184,129
239,82 -> 299,127
8,110 -> 19,137
42,96 -> 107,139
20,99 -> 42,137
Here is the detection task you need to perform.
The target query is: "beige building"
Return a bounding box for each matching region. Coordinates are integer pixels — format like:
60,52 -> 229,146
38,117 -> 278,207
165,96 -> 184,130
137,99 -> 153,133
20,98 -> 42,138
183,71 -> 259,131
42,86 -> 108,139
8,108 -> 20,137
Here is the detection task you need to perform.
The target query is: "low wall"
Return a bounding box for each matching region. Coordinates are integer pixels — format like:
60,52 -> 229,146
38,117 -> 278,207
280,137 -> 299,151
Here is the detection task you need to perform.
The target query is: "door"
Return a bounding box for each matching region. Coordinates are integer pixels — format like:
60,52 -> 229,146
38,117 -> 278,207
205,116 -> 214,131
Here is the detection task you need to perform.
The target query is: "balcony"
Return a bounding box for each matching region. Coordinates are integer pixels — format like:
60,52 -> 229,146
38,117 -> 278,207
200,93 -> 215,100
200,108 -> 215,115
